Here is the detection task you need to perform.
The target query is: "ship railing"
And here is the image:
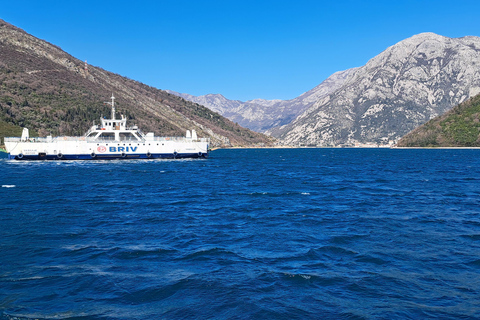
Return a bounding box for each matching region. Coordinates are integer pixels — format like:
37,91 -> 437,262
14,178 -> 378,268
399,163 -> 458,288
58,136 -> 89,142
85,137 -> 145,143
4,137 -> 51,142
6,136 -> 98,142
4,137 -> 22,142
150,137 -> 210,142
86,137 -> 115,142
119,137 -> 144,142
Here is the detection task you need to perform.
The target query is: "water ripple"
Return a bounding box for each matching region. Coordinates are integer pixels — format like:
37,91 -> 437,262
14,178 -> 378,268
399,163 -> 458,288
2,148 -> 480,319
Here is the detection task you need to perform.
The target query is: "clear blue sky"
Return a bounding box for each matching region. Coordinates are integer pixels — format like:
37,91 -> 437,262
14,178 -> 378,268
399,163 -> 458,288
2,0 -> 480,101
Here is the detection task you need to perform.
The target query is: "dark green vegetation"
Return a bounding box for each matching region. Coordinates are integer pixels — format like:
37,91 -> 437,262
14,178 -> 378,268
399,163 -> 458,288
0,19 -> 274,147
397,93 -> 480,147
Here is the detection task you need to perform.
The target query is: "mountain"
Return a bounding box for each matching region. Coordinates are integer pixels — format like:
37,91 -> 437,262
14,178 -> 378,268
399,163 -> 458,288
276,33 -> 480,146
166,67 -> 356,133
396,92 -> 480,147
0,19 -> 274,148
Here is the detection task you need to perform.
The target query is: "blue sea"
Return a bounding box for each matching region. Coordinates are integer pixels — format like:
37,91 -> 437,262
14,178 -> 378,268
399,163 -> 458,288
1,148 -> 480,319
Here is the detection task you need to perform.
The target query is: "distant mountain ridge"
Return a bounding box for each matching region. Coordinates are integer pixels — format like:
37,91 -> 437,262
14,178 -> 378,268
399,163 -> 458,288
166,67 -> 356,133
0,19 -> 274,147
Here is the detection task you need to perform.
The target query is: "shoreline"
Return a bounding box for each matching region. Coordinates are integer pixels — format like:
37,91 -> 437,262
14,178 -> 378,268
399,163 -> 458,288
212,146 -> 480,150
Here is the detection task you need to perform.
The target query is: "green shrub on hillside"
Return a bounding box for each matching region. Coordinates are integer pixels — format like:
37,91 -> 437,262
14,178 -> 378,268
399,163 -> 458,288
398,94 -> 480,147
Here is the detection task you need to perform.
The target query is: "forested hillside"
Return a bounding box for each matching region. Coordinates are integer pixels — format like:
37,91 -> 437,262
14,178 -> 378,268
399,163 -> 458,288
397,93 -> 480,147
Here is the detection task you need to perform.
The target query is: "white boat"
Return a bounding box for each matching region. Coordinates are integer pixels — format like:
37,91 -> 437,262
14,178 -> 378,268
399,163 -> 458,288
4,95 -> 210,160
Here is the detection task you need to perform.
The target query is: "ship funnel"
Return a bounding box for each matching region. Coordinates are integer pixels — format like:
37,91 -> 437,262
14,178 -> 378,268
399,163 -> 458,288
21,128 -> 29,141
186,130 -> 191,138
192,130 -> 197,140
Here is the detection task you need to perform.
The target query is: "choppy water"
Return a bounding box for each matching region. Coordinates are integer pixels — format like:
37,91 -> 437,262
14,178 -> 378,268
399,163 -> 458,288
1,148 -> 480,319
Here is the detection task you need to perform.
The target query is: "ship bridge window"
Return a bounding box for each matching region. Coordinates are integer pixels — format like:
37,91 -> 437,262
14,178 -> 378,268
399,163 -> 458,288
119,132 -> 138,141
98,132 -> 115,140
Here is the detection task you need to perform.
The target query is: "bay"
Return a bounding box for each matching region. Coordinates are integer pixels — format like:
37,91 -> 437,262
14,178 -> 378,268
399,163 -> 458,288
1,148 -> 480,319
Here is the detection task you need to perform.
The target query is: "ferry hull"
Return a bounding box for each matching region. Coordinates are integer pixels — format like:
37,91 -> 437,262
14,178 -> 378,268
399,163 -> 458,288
8,152 -> 208,161
5,138 -> 209,161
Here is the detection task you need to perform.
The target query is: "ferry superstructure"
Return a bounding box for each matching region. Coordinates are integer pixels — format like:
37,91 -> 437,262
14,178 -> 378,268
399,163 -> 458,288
4,95 -> 210,160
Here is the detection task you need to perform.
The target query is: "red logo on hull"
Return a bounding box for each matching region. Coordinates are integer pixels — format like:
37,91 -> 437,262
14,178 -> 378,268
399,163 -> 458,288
97,146 -> 107,153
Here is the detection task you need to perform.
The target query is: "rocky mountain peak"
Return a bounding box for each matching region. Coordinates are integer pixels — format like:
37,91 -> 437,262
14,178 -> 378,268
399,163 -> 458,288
276,32 -> 480,146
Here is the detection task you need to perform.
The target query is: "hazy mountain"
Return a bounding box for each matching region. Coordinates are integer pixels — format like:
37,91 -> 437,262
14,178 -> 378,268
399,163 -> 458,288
276,33 -> 480,146
0,19 -> 274,148
166,67 -> 356,133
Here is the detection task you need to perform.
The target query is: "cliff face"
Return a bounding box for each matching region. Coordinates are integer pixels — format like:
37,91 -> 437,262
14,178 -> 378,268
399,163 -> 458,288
277,33 -> 480,146
0,19 -> 274,147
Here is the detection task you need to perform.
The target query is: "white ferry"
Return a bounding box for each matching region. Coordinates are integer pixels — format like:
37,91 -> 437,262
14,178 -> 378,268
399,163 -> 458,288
4,95 -> 210,160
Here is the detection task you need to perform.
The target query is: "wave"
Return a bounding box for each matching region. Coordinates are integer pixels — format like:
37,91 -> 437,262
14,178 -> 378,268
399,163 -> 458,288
2,148 -> 480,319
177,247 -> 247,263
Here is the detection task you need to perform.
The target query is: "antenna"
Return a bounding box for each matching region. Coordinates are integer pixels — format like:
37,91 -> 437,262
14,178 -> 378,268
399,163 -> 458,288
104,94 -> 116,120
111,94 -> 115,120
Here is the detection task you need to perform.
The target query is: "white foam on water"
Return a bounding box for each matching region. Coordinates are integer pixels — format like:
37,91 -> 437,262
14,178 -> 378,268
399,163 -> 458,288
2,185 -> 15,188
